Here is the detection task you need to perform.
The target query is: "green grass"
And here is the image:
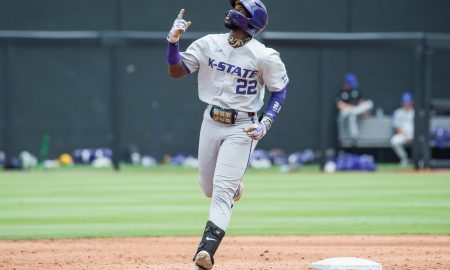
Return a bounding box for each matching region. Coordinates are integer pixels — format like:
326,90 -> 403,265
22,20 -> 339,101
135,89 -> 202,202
0,165 -> 449,239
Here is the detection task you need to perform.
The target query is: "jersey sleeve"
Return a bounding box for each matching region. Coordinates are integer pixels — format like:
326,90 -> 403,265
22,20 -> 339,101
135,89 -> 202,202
261,49 -> 289,92
180,38 -> 204,73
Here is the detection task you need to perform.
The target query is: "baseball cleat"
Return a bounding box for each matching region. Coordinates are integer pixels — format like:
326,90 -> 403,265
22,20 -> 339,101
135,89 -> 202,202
194,250 -> 213,270
233,182 -> 244,201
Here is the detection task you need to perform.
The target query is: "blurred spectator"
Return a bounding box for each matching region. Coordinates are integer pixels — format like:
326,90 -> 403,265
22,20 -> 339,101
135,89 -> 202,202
336,72 -> 374,140
390,92 -> 414,166
249,149 -> 272,169
268,148 -> 288,166
335,152 -> 377,171
72,148 -> 112,164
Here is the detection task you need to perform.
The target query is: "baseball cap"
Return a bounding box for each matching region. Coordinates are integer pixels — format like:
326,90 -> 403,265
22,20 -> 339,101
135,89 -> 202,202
401,91 -> 413,104
344,72 -> 359,89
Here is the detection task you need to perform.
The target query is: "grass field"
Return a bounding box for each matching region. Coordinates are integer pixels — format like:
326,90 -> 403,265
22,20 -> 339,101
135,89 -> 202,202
0,166 -> 449,240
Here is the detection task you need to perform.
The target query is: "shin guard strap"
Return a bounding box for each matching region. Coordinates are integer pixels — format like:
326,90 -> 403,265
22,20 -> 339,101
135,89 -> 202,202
193,221 -> 225,264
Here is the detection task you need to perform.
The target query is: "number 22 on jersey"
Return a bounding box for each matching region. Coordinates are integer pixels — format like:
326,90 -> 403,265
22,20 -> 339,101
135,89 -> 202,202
236,79 -> 257,95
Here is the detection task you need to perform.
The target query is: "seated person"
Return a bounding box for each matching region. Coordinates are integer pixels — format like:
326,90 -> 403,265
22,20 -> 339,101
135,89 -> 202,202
336,72 -> 374,140
391,92 -> 414,166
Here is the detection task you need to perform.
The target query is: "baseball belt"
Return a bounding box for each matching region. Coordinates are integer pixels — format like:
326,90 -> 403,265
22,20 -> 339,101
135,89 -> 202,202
209,105 -> 255,124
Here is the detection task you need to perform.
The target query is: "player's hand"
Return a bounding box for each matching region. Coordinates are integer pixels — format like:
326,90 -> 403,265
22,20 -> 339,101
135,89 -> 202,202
244,118 -> 271,140
167,9 -> 191,44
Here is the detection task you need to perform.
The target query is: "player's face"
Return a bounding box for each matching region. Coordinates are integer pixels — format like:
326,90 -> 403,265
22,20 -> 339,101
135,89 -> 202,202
225,1 -> 251,29
403,102 -> 413,110
342,82 -> 351,91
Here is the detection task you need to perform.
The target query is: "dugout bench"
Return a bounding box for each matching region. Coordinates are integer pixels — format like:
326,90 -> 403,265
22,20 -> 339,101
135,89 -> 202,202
338,115 -> 450,165
338,116 -> 393,148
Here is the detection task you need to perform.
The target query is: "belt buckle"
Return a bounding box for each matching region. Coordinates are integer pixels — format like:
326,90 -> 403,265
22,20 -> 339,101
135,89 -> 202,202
210,106 -> 236,124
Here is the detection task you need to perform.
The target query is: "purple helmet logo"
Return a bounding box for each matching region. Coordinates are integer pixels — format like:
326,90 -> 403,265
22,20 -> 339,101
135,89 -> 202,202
227,0 -> 268,37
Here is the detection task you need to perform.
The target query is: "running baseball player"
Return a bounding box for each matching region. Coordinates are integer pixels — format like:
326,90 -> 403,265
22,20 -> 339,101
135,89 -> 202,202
166,1 -> 288,269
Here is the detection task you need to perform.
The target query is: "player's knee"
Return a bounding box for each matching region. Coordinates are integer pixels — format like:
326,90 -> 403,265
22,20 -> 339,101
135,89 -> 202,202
203,189 -> 213,198
212,185 -> 234,204
391,135 -> 402,146
198,177 -> 213,198
390,138 -> 397,147
390,135 -> 398,145
200,185 -> 213,198
365,100 -> 374,110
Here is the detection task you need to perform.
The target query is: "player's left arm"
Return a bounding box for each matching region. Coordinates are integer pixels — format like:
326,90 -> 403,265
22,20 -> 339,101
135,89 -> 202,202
245,51 -> 289,140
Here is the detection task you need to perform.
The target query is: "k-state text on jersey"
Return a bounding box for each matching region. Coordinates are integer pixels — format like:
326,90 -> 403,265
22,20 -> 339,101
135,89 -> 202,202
208,58 -> 258,79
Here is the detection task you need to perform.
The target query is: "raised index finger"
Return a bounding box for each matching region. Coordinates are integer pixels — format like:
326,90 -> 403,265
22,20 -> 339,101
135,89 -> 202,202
177,9 -> 185,19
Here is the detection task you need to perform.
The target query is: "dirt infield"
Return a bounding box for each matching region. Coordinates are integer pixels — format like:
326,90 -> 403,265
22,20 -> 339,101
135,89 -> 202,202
1,235 -> 449,270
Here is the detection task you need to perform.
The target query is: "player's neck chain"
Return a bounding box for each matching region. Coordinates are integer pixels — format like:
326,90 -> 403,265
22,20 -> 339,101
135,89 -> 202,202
228,34 -> 252,48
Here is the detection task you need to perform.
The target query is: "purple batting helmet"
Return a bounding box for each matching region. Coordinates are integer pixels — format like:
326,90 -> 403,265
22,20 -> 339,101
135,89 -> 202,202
227,0 -> 268,37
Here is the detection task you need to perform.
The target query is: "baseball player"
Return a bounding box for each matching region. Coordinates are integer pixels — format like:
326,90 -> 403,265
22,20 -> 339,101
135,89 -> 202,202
336,72 -> 374,141
391,92 -> 414,166
166,1 -> 288,269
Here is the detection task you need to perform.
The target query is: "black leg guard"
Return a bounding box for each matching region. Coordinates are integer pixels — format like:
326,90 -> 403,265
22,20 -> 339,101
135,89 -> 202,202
193,221 -> 225,265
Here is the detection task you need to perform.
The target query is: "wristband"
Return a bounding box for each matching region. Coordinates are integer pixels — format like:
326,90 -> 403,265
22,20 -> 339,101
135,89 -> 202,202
263,87 -> 287,122
166,42 -> 181,65
261,116 -> 272,130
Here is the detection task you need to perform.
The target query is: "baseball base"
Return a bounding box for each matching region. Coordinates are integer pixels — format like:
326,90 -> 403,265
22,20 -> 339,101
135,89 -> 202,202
311,257 -> 382,270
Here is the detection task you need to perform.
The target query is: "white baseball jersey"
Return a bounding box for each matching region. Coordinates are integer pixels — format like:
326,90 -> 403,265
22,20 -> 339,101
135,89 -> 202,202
393,108 -> 414,138
181,33 -> 289,112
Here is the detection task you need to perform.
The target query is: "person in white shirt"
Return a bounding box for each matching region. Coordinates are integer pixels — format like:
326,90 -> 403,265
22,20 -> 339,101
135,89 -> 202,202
391,92 -> 414,166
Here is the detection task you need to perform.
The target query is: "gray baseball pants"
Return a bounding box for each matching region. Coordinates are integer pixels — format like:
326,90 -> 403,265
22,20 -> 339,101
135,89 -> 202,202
391,133 -> 411,163
198,106 -> 257,231
338,100 -> 374,139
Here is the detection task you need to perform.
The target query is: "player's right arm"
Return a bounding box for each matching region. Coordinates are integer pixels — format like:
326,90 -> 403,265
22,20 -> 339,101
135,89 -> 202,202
337,100 -> 347,110
167,9 -> 191,78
